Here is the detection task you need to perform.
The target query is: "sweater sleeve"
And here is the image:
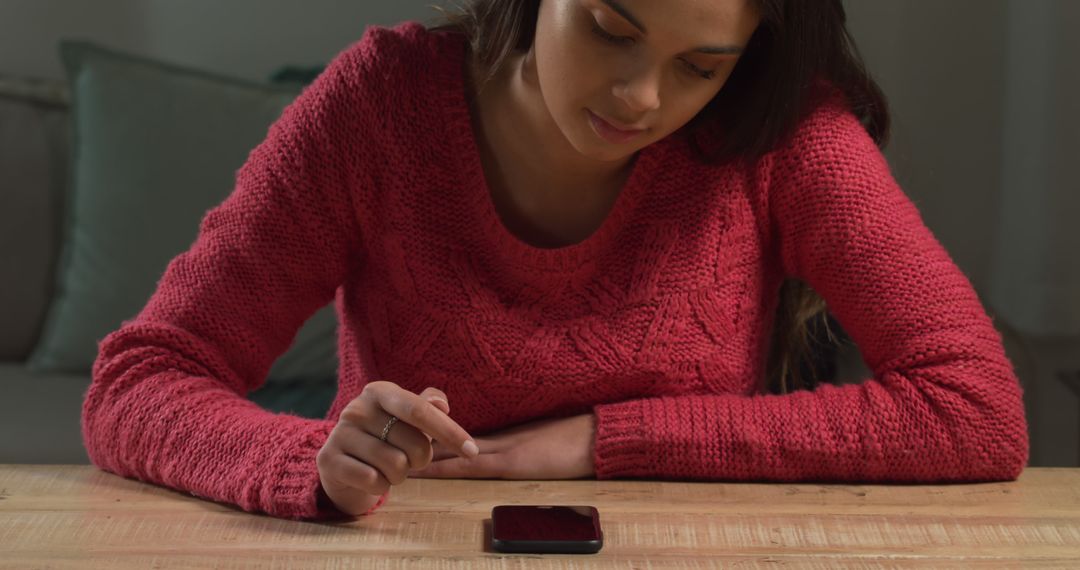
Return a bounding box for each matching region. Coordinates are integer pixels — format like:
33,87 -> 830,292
81,36 -> 390,520
591,95 -> 1030,484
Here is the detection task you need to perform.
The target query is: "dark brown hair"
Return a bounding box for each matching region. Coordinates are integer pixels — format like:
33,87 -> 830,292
430,0 -> 891,395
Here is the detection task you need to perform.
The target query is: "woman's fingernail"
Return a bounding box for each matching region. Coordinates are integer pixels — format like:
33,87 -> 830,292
462,439 -> 479,458
427,397 -> 448,411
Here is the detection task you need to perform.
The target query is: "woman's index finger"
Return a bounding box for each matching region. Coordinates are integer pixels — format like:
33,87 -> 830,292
380,386 -> 477,458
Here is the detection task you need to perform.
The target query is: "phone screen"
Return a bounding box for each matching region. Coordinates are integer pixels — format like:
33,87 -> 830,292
492,505 -> 602,554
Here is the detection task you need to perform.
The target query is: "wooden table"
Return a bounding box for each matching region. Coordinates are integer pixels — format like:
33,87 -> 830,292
2,466 -> 1078,568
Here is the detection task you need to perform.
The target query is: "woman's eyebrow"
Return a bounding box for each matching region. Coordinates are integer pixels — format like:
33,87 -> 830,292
600,0 -> 746,55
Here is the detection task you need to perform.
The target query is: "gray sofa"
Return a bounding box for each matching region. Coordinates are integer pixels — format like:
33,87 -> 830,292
1,75 -> 90,464
0,50 -> 338,465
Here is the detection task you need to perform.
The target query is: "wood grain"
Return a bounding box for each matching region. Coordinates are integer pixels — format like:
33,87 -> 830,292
1,466 -> 1078,568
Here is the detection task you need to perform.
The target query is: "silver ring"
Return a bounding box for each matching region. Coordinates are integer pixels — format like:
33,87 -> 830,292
379,415 -> 399,442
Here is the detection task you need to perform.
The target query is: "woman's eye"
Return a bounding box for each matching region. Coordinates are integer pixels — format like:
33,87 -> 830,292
682,60 -> 718,80
590,23 -> 634,46
589,18 -> 717,81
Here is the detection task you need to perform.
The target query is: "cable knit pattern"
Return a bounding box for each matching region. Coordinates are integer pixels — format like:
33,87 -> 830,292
83,21 -> 1028,521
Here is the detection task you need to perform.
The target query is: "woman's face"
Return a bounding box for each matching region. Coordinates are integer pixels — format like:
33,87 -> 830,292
530,0 -> 761,161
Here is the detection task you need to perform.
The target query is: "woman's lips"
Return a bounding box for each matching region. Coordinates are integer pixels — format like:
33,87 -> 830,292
587,109 -> 645,144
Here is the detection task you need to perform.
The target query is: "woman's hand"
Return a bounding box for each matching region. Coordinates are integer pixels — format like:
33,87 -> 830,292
407,413 -> 597,480
316,382 -> 478,516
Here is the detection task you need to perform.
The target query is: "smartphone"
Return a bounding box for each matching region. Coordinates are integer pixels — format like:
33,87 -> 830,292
491,505 -> 603,554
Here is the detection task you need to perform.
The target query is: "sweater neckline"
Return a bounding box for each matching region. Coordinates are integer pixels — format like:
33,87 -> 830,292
432,29 -> 666,272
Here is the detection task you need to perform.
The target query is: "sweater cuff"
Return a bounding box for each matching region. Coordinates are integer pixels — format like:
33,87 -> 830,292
593,399 -> 654,479
264,418 -> 348,520
270,417 -> 391,520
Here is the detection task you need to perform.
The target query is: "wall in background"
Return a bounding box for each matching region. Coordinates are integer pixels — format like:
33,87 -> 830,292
1,0 -> 441,82
845,0 -> 1008,295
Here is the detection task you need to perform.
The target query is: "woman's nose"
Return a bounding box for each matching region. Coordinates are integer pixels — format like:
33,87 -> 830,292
612,67 -> 661,115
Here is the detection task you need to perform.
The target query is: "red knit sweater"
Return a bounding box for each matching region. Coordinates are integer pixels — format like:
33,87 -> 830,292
82,21 -> 1029,521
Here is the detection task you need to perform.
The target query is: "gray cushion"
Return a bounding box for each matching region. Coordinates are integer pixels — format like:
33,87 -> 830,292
0,78 -> 70,361
26,41 -> 340,384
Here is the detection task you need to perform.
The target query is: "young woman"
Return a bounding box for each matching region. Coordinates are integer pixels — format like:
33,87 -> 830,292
82,0 -> 1029,520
